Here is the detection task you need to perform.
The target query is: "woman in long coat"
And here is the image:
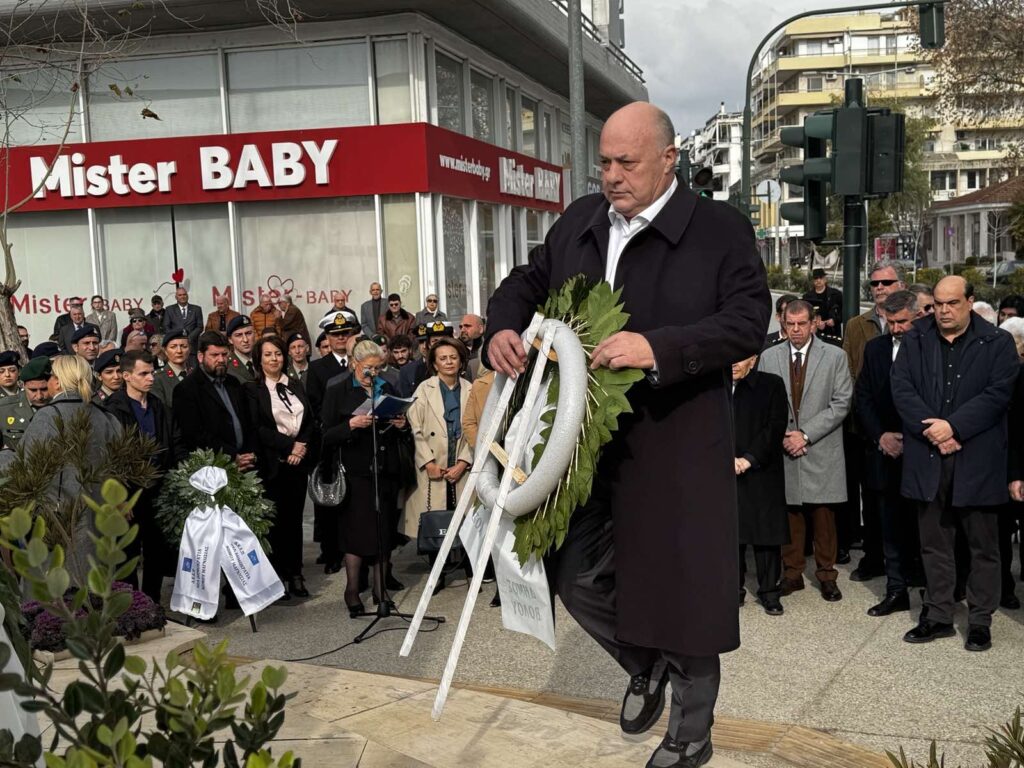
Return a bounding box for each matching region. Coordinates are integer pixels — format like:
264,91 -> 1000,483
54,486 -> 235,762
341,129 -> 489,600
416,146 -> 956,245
403,338 -> 473,591
732,354 -> 789,615
246,335 -> 317,601
321,339 -> 411,616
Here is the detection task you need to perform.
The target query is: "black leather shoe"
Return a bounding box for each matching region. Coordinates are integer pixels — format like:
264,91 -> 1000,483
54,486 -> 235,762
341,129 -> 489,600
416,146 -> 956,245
432,577 -> 446,596
779,577 -> 804,596
836,549 -> 851,565
849,565 -> 883,582
1000,592 -> 1021,610
346,600 -> 365,619
315,553 -> 327,565
620,665 -> 669,736
288,576 -> 310,599
645,736 -> 713,768
385,572 -> 406,592
868,591 -> 910,616
903,619 -> 955,644
324,561 -> 342,575
761,598 -> 784,616
965,624 -> 992,651
820,581 -> 842,601
490,592 -> 501,608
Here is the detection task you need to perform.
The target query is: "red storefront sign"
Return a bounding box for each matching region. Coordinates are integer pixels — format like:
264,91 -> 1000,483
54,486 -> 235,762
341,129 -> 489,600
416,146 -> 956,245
0,123 -> 564,214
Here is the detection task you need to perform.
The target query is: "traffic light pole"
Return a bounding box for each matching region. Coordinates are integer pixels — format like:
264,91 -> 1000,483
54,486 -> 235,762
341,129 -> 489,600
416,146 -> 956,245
739,0 -> 947,218
842,79 -> 867,326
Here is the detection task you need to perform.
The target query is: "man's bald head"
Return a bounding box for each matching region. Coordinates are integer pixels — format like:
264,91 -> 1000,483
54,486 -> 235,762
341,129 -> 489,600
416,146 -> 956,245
599,102 -> 678,220
934,275 -> 975,337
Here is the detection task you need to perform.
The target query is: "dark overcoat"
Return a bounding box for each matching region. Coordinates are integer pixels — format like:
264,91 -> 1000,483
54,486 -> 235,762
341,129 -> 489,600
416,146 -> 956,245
485,186 -> 770,656
733,371 -> 789,545
1007,365 -> 1024,483
244,378 -> 317,482
172,370 -> 255,457
891,314 -> 1018,506
854,334 -> 902,492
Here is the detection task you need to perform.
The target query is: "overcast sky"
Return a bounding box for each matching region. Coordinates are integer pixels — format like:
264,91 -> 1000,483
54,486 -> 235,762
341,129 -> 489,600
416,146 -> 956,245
625,0 -> 843,135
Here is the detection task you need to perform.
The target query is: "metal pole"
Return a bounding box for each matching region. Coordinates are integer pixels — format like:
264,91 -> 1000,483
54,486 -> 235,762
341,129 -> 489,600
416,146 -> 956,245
842,78 -> 866,326
740,0 -> 948,218
568,0 -> 587,201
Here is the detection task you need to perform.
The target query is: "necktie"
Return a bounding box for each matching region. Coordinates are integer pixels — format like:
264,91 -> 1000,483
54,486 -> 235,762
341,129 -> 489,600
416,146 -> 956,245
182,306 -> 187,319
794,351 -> 802,371
245,361 -> 254,378
219,313 -> 226,332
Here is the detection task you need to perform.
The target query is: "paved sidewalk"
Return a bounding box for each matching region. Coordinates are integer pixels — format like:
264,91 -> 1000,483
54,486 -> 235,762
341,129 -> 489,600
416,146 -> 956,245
192,534 -> 1024,767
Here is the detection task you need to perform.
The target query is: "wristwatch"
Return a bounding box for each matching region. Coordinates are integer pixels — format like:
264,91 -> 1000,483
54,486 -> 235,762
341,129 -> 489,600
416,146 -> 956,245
801,431 -> 811,445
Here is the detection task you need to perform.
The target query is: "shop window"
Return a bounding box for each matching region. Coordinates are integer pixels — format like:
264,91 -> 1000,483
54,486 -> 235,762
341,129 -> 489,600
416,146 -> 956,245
228,43 -> 370,132
526,209 -> 545,252
6,210 -> 91,344
90,54 -> 221,141
542,112 -> 553,163
4,65 -> 84,146
477,203 -> 498,309
434,51 -> 464,133
97,204 -> 232,317
381,195 -> 420,310
521,96 -> 538,157
469,69 -> 494,142
374,39 -> 412,125
441,197 -> 470,320
237,197 -> 378,319
505,87 -> 517,149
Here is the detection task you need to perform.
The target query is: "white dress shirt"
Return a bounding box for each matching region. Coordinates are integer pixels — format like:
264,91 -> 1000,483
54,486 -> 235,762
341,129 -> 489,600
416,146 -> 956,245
789,338 -> 812,364
604,178 -> 678,285
891,336 -> 900,362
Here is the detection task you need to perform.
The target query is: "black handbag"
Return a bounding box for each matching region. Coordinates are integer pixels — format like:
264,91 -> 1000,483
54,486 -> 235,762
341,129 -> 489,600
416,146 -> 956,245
416,480 -> 462,556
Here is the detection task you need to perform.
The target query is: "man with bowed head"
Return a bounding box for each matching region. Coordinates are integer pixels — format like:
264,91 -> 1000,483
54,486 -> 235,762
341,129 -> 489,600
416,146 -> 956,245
486,101 -> 769,768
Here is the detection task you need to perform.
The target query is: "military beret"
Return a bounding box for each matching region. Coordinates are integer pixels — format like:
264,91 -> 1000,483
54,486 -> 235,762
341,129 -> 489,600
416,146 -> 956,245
226,315 -> 253,336
162,329 -> 188,344
425,320 -> 455,339
811,268 -> 827,278
318,309 -> 359,334
19,356 -> 51,382
31,342 -> 59,359
0,350 -> 20,368
315,331 -> 327,347
370,334 -> 389,347
94,348 -> 122,373
415,324 -> 429,341
286,332 -> 307,347
71,325 -> 100,344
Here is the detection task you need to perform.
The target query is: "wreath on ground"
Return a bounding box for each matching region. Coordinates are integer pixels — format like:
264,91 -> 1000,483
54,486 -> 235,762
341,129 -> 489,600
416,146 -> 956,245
155,449 -> 276,550
507,275 -> 645,564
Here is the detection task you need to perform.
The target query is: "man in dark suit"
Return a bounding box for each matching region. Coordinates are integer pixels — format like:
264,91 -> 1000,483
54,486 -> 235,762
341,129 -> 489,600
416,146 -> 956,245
764,294 -> 796,349
854,290 -> 921,618
803,268 -> 844,336
105,350 -> 185,601
892,276 -> 1018,652
173,331 -> 255,470
486,102 -> 769,768
306,308 -> 361,572
163,287 -> 204,344
57,304 -> 91,353
359,282 -> 385,337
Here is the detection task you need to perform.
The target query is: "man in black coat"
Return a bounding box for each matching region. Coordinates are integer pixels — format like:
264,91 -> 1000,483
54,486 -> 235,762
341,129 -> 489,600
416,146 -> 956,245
486,102 -> 769,768
854,290 -> 922,618
172,331 -> 255,469
891,276 -> 1018,652
306,308 -> 361,572
803,268 -> 844,336
105,350 -> 186,601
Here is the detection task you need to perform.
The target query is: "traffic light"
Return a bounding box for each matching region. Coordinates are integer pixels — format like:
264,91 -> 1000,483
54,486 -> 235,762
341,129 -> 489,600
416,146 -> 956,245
919,3 -> 945,49
779,113 -> 831,242
867,112 -> 906,195
690,166 -> 715,198
832,107 -> 868,195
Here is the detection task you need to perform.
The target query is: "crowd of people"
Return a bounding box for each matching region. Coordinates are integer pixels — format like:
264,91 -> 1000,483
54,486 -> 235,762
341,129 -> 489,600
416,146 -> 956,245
738,262 -> 1024,653
0,284 -> 491,613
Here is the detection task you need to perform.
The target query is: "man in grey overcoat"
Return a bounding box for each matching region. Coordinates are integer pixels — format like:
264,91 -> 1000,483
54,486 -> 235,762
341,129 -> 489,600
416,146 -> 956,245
759,299 -> 852,603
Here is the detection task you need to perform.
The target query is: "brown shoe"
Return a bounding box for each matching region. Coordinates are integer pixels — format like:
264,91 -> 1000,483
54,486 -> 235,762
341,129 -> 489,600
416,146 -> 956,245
820,581 -> 842,602
779,577 -> 805,596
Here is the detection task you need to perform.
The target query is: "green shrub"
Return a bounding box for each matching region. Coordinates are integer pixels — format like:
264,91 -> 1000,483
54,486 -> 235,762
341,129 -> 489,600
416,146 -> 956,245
913,268 -> 944,287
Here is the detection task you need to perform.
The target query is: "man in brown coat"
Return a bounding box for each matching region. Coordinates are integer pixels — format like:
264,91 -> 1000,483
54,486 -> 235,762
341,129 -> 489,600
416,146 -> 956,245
205,294 -> 240,334
486,102 -> 769,768
278,295 -> 310,342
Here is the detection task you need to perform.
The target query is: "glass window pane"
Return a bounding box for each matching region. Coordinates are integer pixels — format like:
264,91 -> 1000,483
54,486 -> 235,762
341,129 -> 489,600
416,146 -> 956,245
441,197 -> 469,320
238,197 -> 378,320
97,205 -> 232,320
374,39 -> 411,125
470,70 -> 494,142
3,65 -> 83,146
521,96 -> 537,157
477,204 -> 497,310
7,210 -> 91,344
526,209 -> 545,250
381,194 -> 420,310
89,55 -> 221,141
228,43 -> 370,132
542,112 -> 553,162
505,87 -> 516,148
434,52 -> 464,133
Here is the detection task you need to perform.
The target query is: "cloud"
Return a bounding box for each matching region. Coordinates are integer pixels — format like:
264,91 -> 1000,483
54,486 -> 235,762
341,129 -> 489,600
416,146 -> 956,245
626,0 -> 836,134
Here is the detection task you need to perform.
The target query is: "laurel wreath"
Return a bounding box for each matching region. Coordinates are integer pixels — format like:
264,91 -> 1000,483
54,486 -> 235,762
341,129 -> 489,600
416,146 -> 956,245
509,275 -> 644,564
154,449 -> 276,550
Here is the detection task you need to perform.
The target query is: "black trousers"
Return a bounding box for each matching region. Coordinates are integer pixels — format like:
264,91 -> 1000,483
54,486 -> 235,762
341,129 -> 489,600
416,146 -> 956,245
546,483 -> 720,744
124,489 -> 172,603
739,544 -> 781,602
264,463 -> 309,580
314,503 -> 341,561
918,457 -> 1001,626
998,504 -> 1024,596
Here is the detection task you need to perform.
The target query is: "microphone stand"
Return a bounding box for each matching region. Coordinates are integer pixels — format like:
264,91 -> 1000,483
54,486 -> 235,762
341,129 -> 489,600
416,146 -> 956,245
353,380 -> 444,643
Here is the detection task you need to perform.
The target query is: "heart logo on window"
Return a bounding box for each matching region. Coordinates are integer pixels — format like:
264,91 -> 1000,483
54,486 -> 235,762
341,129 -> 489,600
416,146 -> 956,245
172,268 -> 185,284
266,274 -> 295,298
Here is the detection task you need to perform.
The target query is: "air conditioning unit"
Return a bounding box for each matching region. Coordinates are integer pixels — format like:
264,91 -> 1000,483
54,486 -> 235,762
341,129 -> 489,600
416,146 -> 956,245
827,37 -> 842,45
825,73 -> 838,81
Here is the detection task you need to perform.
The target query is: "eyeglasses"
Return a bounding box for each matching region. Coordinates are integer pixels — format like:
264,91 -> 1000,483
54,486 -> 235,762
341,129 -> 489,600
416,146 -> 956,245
870,279 -> 898,287
131,318 -> 145,322
148,342 -> 159,349
389,302 -> 400,307
922,304 -> 935,312
426,298 -> 438,303
361,365 -> 382,374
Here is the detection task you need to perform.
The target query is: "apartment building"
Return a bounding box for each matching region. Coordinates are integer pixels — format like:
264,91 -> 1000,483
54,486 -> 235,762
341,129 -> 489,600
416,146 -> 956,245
680,103 -> 744,203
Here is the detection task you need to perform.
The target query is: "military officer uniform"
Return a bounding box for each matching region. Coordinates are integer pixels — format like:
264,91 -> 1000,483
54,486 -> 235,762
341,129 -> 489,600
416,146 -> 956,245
151,363 -> 188,405
286,331 -> 310,385
0,350 -> 21,400
225,315 -> 256,383
0,356 -> 52,449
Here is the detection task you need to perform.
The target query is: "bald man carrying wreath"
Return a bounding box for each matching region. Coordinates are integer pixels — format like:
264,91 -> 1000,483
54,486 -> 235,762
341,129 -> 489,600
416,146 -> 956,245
485,102 -> 770,768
